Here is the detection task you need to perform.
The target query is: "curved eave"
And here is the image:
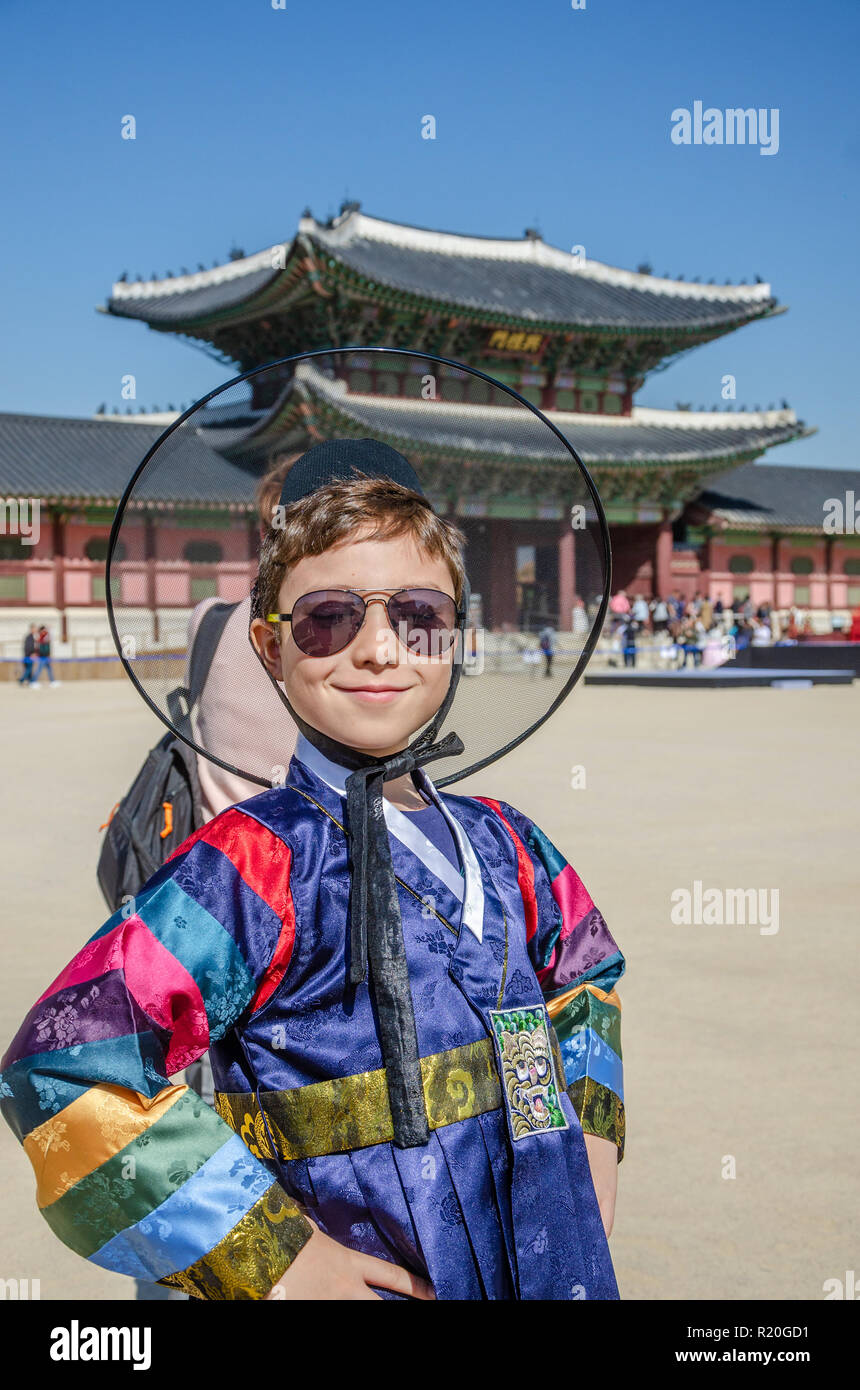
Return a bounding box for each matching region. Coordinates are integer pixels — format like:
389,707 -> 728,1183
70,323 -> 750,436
100,213 -> 781,342
102,238 -> 308,330
211,377 -> 811,474
308,246 -> 780,339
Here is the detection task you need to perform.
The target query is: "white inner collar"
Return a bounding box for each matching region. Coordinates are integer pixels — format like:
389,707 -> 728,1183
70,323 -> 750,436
293,733 -> 484,942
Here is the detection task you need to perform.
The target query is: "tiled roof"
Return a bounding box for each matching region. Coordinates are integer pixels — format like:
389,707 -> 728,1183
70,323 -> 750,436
105,206 -> 778,333
0,413 -> 254,505
208,365 -> 808,468
107,264 -> 278,324
696,461 -> 858,530
303,211 -> 777,331
0,405 -> 817,514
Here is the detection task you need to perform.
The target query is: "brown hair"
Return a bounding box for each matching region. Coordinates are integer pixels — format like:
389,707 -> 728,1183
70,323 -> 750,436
255,472 -> 466,627
255,452 -> 302,528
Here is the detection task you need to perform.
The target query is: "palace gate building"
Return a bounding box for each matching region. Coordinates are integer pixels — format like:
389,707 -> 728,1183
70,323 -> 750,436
1,203 -> 856,650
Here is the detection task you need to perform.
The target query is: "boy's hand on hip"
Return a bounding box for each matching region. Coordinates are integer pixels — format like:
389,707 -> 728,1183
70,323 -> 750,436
266,1223 -> 436,1301
583,1132 -> 618,1238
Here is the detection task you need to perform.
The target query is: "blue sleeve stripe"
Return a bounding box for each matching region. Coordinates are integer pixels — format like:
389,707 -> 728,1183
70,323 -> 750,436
559,1027 -> 624,1100
87,1132 -> 275,1280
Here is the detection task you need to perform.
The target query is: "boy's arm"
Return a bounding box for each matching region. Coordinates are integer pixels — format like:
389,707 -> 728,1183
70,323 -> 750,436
0,808 -> 313,1299
477,798 -> 626,1163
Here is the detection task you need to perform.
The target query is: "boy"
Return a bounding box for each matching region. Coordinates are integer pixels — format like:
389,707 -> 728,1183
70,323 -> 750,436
1,440 -> 625,1300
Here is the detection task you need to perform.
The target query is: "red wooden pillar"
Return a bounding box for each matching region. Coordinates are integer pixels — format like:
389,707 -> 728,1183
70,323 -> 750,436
145,514 -> 159,644
487,520 -> 518,628
702,529 -> 714,597
654,518 -> 673,598
52,509 -> 67,643
558,525 -> 575,630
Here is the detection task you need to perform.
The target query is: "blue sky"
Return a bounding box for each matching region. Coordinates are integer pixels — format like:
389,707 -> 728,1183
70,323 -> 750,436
1,0 -> 857,468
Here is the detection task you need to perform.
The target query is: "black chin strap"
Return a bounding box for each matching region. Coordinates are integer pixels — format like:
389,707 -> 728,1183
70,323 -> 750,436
344,733 -> 463,1148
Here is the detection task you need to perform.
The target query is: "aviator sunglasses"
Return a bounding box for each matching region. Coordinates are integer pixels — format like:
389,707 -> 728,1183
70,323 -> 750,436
267,588 -> 463,658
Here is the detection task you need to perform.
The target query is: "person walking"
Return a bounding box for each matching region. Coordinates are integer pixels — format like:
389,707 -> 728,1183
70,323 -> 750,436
18,624 -> 37,685
31,624 -> 59,686
620,616 -> 638,668
538,623 -> 555,677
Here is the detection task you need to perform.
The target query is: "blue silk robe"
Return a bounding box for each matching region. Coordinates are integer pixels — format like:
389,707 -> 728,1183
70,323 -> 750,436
1,733 -> 626,1300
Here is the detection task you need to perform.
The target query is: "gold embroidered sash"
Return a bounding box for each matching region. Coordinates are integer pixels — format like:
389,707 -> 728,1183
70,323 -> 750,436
215,1037 -> 503,1161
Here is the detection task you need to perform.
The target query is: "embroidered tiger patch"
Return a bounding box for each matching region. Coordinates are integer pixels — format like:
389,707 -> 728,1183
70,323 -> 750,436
489,1006 -> 568,1139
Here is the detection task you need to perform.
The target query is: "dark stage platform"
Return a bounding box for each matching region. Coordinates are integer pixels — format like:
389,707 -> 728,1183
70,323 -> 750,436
724,643 -> 860,676
584,667 -> 854,689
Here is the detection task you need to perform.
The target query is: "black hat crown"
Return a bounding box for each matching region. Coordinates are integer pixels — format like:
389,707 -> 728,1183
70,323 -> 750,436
278,438 -> 426,507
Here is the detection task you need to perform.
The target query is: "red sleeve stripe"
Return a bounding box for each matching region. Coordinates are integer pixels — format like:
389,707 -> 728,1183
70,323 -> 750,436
168,807 -> 293,928
249,847 -> 296,1014
474,796 -> 539,943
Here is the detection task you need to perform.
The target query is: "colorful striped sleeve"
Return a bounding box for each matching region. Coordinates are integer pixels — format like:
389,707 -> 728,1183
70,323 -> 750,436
0,806 -> 313,1299
476,798 -> 626,1161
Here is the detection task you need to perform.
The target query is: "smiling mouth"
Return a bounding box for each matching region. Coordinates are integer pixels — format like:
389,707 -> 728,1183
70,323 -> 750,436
334,686 -> 413,701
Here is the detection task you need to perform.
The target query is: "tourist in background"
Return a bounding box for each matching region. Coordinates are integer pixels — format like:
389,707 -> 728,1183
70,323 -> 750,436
608,588 -> 631,633
732,616 -> 753,652
620,616 -> 638,668
651,596 -> 670,633
669,590 -> 686,622
631,593 -> 650,628
572,595 -> 589,636
18,623 -> 36,685
679,614 -> 705,667
31,624 -> 59,686
538,623 -> 555,676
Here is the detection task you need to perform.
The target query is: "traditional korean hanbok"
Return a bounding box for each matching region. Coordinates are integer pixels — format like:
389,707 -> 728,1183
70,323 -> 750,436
2,357 -> 624,1300
0,733 -> 624,1300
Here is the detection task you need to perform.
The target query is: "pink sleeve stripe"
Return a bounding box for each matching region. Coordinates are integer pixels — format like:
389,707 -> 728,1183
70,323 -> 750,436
552,863 -> 596,941
32,917 -> 209,1075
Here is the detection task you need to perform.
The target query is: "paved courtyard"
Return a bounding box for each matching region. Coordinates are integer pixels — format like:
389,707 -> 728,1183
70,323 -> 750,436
0,677 -> 857,1300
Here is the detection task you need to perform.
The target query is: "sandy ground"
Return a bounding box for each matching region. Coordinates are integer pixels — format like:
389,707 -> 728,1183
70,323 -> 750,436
0,677 -> 857,1301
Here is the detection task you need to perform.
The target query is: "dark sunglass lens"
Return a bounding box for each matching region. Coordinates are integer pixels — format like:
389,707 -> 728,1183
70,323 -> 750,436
291,591 -> 364,656
389,590 -> 458,652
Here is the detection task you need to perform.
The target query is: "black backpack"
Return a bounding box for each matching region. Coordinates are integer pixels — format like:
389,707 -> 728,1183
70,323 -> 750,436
97,602 -> 238,912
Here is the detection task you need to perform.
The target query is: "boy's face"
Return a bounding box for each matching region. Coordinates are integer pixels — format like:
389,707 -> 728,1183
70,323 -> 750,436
251,530 -> 457,757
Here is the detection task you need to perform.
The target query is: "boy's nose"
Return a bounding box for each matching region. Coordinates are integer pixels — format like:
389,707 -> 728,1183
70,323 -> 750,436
351,598 -> 399,665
